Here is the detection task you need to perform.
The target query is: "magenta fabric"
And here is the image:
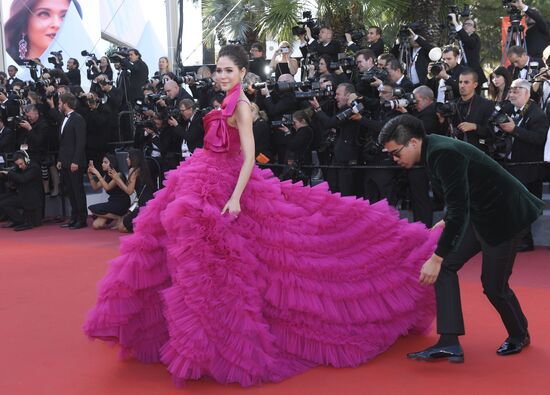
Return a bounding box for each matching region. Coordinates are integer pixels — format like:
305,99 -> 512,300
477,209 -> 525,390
84,84 -> 440,387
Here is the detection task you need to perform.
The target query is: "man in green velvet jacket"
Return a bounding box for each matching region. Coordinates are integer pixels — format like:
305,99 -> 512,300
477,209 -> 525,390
379,114 -> 544,363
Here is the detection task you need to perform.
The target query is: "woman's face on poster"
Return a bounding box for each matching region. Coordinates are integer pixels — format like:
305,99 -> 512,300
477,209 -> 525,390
27,0 -> 70,55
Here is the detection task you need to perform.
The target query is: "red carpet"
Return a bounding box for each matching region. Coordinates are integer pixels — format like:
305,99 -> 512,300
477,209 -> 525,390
1,224 -> 549,395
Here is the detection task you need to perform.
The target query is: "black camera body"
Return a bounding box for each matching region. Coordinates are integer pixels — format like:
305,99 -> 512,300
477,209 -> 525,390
271,114 -> 293,127
48,50 -> 63,67
488,105 -> 510,126
430,61 -> 448,77
329,54 -> 356,71
347,29 -> 366,43
361,67 -> 388,83
447,4 -> 471,21
436,85 -> 457,118
108,47 -> 130,63
399,22 -> 421,41
335,100 -> 364,121
502,0 -> 522,24
295,85 -> 334,100
291,11 -> 320,39
81,50 -> 98,68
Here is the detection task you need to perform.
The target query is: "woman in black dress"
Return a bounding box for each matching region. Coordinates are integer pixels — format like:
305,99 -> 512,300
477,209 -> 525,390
87,153 -> 130,229
111,149 -> 156,233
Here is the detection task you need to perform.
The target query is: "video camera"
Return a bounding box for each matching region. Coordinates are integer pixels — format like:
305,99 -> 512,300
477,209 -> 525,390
502,0 -> 523,25
81,50 -> 98,68
399,22 -> 421,41
108,47 -> 130,63
291,11 -> 320,39
48,51 -> 63,67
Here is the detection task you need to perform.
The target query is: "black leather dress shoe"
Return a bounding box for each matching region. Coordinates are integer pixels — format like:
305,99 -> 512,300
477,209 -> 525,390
407,344 -> 464,363
14,223 -> 33,231
497,334 -> 530,356
69,222 -> 87,229
61,221 -> 77,228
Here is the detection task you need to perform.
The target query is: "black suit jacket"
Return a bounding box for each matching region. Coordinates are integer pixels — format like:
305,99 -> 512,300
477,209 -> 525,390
392,36 -> 433,86
300,40 -> 342,62
16,117 -> 49,161
421,134 -> 544,257
66,68 -> 81,86
314,110 -> 363,163
505,101 -> 549,183
6,162 -> 43,209
0,127 -> 16,153
58,111 -> 87,168
415,103 -> 445,135
120,58 -> 149,102
395,76 -> 414,93
525,7 -> 550,59
173,113 -> 204,153
451,95 -> 495,153
456,30 -> 487,84
367,39 -> 385,57
6,77 -> 23,92
507,57 -> 543,80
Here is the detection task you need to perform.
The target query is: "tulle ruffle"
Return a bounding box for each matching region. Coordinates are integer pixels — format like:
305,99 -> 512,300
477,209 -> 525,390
84,148 -> 439,386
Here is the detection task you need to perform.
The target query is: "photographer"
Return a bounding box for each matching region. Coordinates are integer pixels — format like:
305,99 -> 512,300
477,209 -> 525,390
158,80 -> 193,113
249,43 -> 269,81
448,15 -> 487,90
278,110 -> 314,183
0,88 -> 20,127
117,49 -> 149,102
65,58 -> 81,87
448,70 -> 495,153
346,26 -> 385,56
507,45 -> 542,80
270,41 -> 299,79
310,82 -> 363,196
411,85 -> 445,135
168,99 -> 204,160
6,65 -> 22,92
144,115 -> 181,172
0,150 -> 42,231
87,56 -> 114,94
300,25 -> 342,62
0,117 -> 16,155
95,74 -> 123,143
427,46 -> 466,101
386,57 -> 414,93
510,1 -> 550,59
498,78 -> 548,251
353,49 -> 382,112
391,28 -> 434,86
307,54 -> 348,86
250,103 -> 272,162
83,92 -> 109,167
16,105 -> 49,164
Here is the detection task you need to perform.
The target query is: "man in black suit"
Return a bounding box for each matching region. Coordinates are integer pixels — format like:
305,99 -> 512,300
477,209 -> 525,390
119,49 -> 149,103
0,87 -> 20,128
16,105 -> 49,163
167,98 -> 204,159
0,150 -> 43,231
379,114 -> 544,363
386,57 -> 414,93
507,45 -> 542,80
0,117 -> 16,155
65,58 -> 81,87
449,70 -> 495,153
449,16 -> 487,90
391,29 -> 434,87
56,93 -> 87,229
97,74 -> 123,142
510,1 -> 550,59
499,78 -> 548,251
5,65 -> 23,92
299,26 -> 342,62
346,26 -> 385,56
427,46 -> 466,100
248,42 -> 269,81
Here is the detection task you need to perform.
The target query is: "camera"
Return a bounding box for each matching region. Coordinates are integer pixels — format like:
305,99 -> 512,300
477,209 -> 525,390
383,93 -> 416,110
295,85 -> 334,100
335,99 -> 364,121
329,54 -> 356,71
48,50 -> 63,67
488,105 -> 510,126
271,114 -> 293,127
135,119 -> 156,129
291,11 -> 320,39
361,67 -> 388,83
146,93 -> 169,102
108,47 -> 130,63
436,85 -> 457,118
399,22 -> 420,41
447,4 -> 471,21
81,50 -> 98,68
164,108 -> 180,120
346,29 -> 366,43
502,0 -> 522,24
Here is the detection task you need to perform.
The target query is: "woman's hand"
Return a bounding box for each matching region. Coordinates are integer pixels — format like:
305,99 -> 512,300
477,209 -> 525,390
221,197 -> 241,218
108,169 -> 120,180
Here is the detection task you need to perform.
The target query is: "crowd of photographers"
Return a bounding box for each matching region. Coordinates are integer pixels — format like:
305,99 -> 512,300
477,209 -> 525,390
0,1 -> 549,250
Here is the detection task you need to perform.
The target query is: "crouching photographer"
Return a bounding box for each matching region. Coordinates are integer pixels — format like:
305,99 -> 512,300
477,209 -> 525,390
493,78 -> 548,251
0,151 -> 42,231
167,99 -> 204,161
276,110 -> 314,184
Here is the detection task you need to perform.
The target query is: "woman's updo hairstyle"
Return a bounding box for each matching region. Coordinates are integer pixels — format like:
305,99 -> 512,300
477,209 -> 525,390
217,45 -> 249,72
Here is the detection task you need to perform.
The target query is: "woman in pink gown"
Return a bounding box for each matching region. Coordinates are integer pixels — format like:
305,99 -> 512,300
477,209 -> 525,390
84,45 -> 440,387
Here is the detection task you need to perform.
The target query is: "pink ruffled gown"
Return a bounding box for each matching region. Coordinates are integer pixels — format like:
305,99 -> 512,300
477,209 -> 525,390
84,84 -> 440,386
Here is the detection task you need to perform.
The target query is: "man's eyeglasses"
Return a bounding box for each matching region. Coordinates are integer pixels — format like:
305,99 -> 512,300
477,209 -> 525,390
387,142 -> 409,159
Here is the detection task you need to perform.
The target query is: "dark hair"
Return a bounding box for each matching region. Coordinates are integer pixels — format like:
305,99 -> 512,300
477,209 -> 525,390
13,150 -> 29,162
8,65 -> 18,72
103,153 -> 120,173
378,114 -> 426,145
218,45 -> 249,71
387,58 -> 403,72
4,0 -> 82,64
319,54 -> 332,70
179,98 -> 197,111
127,148 -> 154,190
129,49 -> 142,58
23,104 -> 38,114
443,45 -> 460,57
488,66 -> 513,102
59,92 -> 77,109
251,42 -> 264,52
459,68 -> 478,83
69,58 -> 80,68
378,53 -> 396,63
338,82 -> 356,95
292,109 -> 310,124
507,45 -> 526,58
356,49 -> 376,62
369,26 -> 382,36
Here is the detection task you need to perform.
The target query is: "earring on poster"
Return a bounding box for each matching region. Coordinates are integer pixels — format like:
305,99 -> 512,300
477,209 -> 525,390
18,34 -> 28,59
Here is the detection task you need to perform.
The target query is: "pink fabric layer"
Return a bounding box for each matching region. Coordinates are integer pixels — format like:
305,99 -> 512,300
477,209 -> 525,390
84,84 -> 440,386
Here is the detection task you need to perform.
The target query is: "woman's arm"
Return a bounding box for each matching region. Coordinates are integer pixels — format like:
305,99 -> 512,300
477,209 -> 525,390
221,99 -> 255,216
288,58 -> 299,75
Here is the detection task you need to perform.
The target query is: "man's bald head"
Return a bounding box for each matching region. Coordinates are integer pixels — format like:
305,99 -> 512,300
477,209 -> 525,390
164,80 -> 180,99
278,73 -> 295,83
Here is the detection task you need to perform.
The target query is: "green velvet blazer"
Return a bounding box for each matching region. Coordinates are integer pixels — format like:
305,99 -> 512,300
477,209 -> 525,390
420,134 -> 545,258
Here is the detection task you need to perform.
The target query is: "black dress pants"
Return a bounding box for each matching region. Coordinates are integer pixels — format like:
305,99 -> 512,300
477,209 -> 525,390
61,167 -> 87,223
435,222 -> 528,340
